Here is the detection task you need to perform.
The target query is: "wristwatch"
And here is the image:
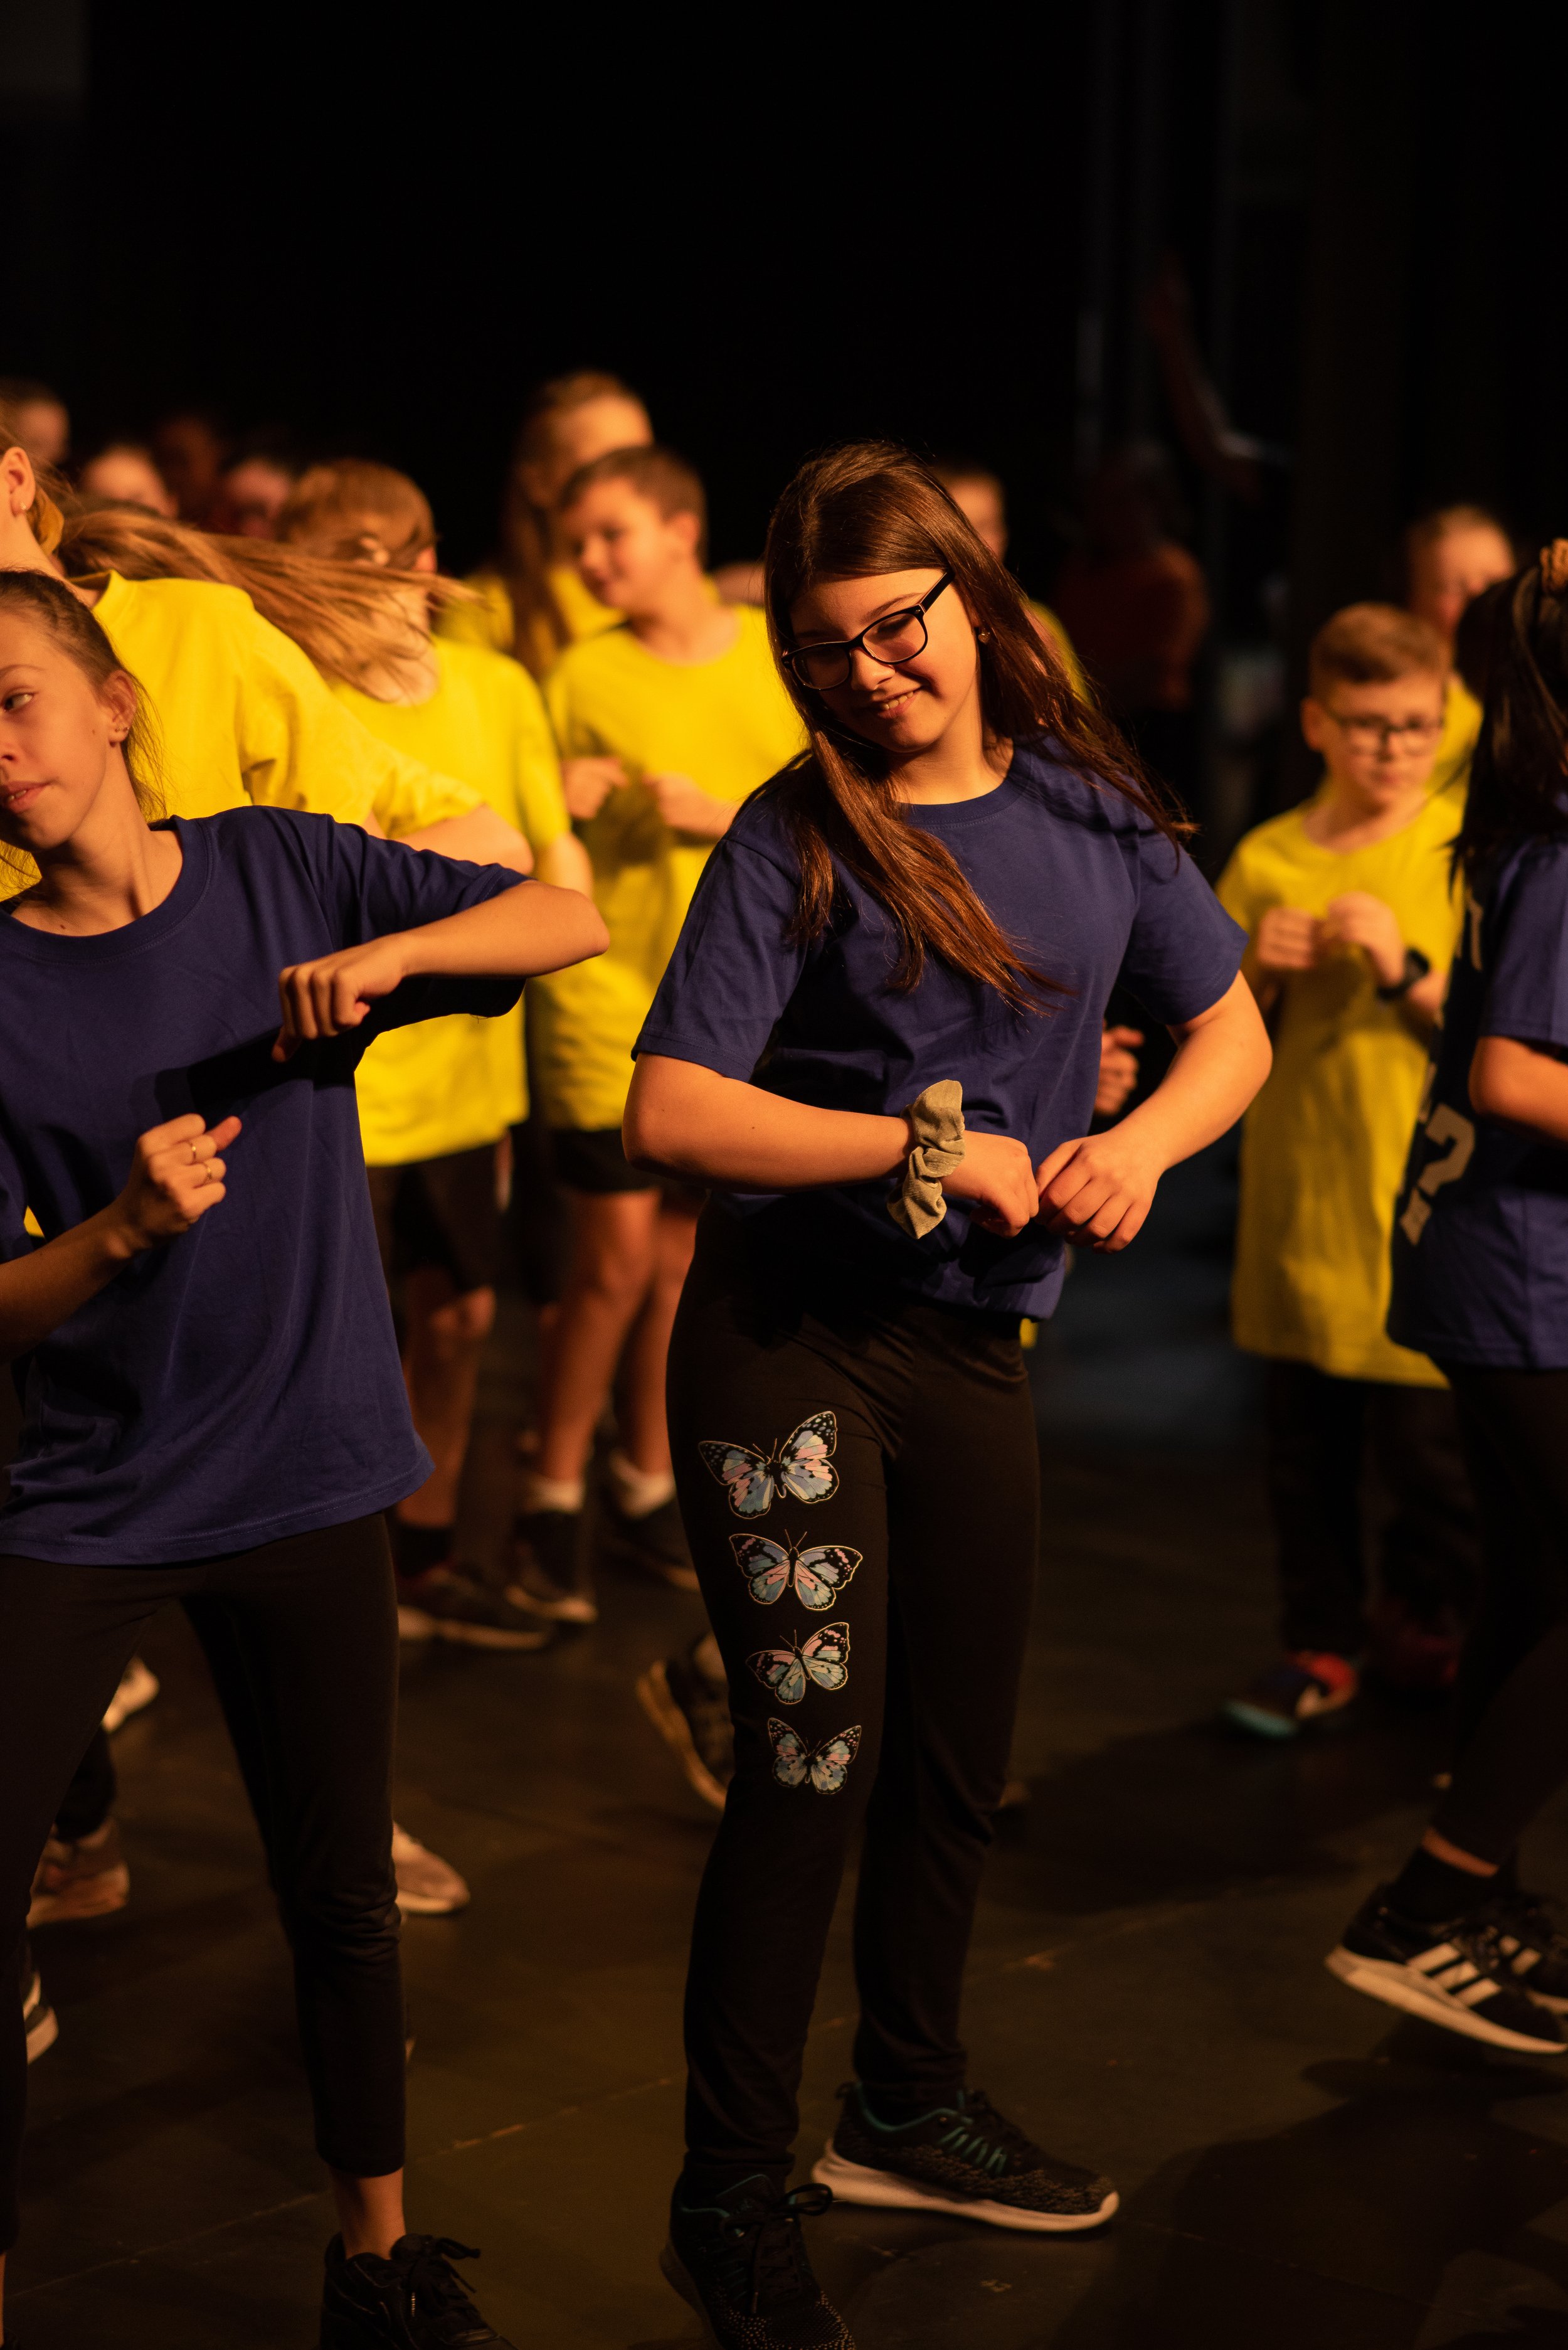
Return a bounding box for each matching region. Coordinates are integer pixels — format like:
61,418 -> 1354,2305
1376,947 -> 1431,1001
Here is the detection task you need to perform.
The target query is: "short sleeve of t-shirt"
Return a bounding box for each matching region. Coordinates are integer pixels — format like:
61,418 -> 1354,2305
1481,846 -> 1568,1050
635,834 -> 805,1080
282,812 -> 528,1033
1116,822 -> 1244,1023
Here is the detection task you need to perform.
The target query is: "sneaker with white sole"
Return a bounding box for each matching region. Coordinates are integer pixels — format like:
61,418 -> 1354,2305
28,1816 -> 130,1928
1478,1888 -> 1568,2011
395,1565 -> 553,1651
392,1823 -> 470,1917
102,1655 -> 160,1733
1327,1886 -> 1568,2054
812,2081 -> 1118,2233
637,1641 -> 733,1812
507,1509 -> 598,1624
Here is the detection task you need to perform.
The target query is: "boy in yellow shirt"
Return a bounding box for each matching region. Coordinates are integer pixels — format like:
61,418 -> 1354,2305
280,461 -> 596,1664
514,446 -> 803,1619
1219,603 -> 1478,1736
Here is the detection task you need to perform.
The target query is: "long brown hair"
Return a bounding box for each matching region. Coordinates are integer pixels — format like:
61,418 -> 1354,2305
763,441 -> 1188,1013
5,415 -> 445,693
497,370 -> 649,675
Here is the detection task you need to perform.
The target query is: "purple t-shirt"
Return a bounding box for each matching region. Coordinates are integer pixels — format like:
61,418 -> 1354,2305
0,809 -> 524,1563
635,738 -> 1244,1319
1391,832 -> 1568,1368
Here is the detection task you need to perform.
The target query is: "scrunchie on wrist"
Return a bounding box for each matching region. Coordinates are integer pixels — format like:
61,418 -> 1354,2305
887,1080 -> 965,1239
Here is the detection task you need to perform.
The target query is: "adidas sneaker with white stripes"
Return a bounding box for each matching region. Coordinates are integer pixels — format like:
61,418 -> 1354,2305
1327,1888 -> 1568,2055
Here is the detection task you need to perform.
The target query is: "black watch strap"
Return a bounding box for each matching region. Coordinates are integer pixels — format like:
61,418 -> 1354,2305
1376,947 -> 1432,1000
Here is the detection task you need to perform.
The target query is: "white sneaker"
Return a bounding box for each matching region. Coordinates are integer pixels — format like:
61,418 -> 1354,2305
103,1656 -> 160,1733
391,1824 -> 470,1916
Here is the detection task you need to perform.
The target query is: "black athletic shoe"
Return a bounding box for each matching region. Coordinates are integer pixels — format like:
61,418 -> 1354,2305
1468,1888 -> 1568,2012
1327,1886 -> 1568,2053
812,2082 -> 1117,2233
507,1509 -> 597,1624
663,2177 -> 853,2349
600,1492 -> 700,1591
319,2230 -> 514,2346
395,1565 -> 552,1652
637,1639 -> 734,1812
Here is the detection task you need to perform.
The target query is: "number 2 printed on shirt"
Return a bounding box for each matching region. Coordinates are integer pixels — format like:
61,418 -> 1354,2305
1399,1102 -> 1476,1244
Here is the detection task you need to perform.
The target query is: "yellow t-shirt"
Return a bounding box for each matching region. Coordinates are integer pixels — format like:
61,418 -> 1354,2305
332,640 -> 571,1165
90,572 -> 480,836
532,606 -> 805,1130
1431,673 -> 1481,797
1218,787 -> 1466,1385
435,563 -> 622,674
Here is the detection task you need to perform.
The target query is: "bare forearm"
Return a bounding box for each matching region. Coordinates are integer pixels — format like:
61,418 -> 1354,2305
400,884 -> 608,981
402,807 -> 534,875
1471,1037 -> 1568,1145
536,831 -> 595,895
625,1057 -> 909,1186
0,1210 -> 135,1362
1115,978 -> 1272,1172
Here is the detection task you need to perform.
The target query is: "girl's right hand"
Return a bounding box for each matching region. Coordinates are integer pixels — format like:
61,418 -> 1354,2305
561,757 -> 626,822
108,1114 -> 240,1254
941,1131 -> 1040,1237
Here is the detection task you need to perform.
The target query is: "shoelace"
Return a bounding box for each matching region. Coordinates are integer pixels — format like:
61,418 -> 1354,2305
932,2090 -> 1041,2180
396,2236 -> 486,2337
718,2184 -> 832,2314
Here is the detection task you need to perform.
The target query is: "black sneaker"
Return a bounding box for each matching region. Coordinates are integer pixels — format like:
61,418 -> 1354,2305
663,2177 -> 852,2350
320,2230 -> 514,2346
1327,1886 -> 1568,2053
601,1492 -> 701,1591
637,1640 -> 734,1812
507,1509 -> 597,1625
1481,1888 -> 1568,2011
812,2082 -> 1116,2233
395,1566 -> 553,1653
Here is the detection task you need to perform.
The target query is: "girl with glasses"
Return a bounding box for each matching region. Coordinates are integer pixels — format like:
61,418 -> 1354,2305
623,441 -> 1270,2350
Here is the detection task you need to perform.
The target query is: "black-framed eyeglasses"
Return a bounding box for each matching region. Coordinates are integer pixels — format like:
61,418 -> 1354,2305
783,572 -> 954,692
1323,710 -> 1444,750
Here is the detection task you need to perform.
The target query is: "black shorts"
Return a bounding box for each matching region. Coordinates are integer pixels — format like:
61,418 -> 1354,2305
366,1144 -> 505,1295
549,1125 -> 660,1196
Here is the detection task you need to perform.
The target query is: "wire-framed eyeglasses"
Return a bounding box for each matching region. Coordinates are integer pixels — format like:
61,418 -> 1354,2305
783,572 -> 954,693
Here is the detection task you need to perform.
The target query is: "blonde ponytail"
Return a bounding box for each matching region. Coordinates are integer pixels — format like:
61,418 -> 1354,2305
55,502 -> 469,690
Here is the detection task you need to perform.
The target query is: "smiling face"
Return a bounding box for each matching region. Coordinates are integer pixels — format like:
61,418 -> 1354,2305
0,612 -> 137,858
561,478 -> 701,614
787,568 -> 983,762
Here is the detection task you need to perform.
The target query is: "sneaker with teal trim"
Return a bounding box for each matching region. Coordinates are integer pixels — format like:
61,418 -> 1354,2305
812,2081 -> 1116,2233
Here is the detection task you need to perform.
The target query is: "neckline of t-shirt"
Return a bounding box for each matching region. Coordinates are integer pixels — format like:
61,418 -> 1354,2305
0,817 -> 211,962
1293,786 -> 1444,858
899,770 -> 1022,831
612,610 -> 749,674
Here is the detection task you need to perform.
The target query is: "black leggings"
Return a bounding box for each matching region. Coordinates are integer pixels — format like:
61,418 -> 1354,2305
667,1211 -> 1039,2188
1263,1361 -> 1478,1655
0,1515 -> 404,2250
1433,1367 -> 1568,1863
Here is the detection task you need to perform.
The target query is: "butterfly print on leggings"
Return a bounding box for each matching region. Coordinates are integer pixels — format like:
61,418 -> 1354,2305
699,1411 -> 839,1518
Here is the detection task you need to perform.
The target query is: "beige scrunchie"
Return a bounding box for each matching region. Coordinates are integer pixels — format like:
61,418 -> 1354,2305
887,1080 -> 966,1239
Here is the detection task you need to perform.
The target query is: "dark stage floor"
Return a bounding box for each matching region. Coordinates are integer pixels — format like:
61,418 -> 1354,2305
14,1149 -> 1568,2347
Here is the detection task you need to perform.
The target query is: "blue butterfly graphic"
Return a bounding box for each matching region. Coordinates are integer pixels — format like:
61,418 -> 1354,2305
731,1533 -> 862,1612
699,1412 -> 839,1519
748,1621 -> 851,1706
768,1718 -> 861,1794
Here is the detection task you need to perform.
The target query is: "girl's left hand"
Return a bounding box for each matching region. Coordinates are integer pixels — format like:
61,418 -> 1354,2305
1034,1130 -> 1165,1252
273,937 -> 410,1060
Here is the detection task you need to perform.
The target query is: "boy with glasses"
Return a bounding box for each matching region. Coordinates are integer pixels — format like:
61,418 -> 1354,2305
1219,604 -> 1479,1736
